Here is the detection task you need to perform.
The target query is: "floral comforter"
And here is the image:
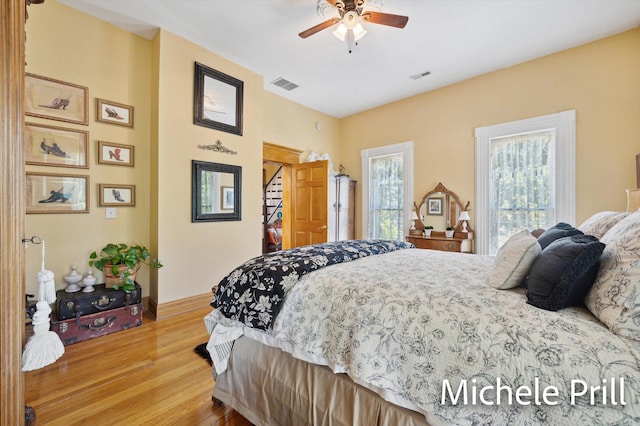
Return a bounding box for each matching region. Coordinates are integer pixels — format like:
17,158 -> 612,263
211,239 -> 413,330
206,247 -> 640,425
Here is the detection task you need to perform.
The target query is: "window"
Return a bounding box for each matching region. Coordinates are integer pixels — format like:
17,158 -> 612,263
475,110 -> 575,255
361,142 -> 414,240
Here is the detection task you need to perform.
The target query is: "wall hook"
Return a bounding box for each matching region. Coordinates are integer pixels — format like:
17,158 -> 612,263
22,236 -> 43,245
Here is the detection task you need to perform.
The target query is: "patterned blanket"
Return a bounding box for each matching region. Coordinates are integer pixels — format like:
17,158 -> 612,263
206,248 -> 640,425
211,239 -> 413,330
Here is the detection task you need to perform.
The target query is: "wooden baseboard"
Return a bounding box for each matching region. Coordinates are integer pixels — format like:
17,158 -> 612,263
147,293 -> 212,321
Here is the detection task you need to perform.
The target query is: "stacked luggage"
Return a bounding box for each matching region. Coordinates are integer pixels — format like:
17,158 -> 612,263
51,283 -> 143,346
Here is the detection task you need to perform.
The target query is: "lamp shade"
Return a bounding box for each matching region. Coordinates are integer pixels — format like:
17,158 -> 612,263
458,211 -> 471,221
411,211 -> 420,220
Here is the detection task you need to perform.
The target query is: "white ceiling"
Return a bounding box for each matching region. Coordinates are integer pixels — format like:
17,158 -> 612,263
57,0 -> 640,118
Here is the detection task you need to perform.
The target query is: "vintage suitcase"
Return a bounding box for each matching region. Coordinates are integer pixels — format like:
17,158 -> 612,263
55,282 -> 141,320
51,303 -> 143,346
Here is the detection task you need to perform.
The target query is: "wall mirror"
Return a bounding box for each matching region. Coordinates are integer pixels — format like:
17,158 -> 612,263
192,160 -> 241,222
415,182 -> 471,232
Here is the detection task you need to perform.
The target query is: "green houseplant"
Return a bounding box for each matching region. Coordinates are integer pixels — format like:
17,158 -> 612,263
88,243 -> 163,291
423,225 -> 434,237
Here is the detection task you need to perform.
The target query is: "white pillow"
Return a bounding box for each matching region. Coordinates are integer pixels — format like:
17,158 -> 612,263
489,230 -> 541,290
585,212 -> 640,341
578,211 -> 630,239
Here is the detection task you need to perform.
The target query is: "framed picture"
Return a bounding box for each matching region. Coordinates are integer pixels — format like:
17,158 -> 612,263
24,122 -> 88,169
427,197 -> 443,215
97,141 -> 134,167
193,62 -> 244,136
98,184 -> 135,207
96,98 -> 134,128
26,172 -> 89,214
25,73 -> 89,125
221,186 -> 234,210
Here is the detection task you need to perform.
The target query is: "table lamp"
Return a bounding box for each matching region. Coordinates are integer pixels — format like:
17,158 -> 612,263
458,211 -> 471,233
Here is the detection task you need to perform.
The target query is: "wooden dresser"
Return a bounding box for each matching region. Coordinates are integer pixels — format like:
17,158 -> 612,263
406,231 -> 474,253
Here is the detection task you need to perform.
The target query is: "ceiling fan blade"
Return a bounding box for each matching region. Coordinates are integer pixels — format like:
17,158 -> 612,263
299,18 -> 341,39
361,11 -> 409,29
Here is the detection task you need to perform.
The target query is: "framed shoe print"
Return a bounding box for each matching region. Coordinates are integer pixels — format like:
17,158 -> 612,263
24,122 -> 89,169
26,172 -> 89,214
25,73 -> 89,125
97,141 -> 134,167
98,184 -> 135,207
96,98 -> 134,128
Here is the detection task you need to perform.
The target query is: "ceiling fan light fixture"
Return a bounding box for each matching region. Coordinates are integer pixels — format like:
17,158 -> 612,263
332,21 -> 367,42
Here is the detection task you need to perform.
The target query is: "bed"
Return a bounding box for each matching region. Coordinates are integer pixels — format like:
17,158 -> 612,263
205,212 -> 640,425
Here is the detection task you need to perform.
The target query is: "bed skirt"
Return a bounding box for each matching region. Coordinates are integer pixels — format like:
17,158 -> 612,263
213,336 -> 449,426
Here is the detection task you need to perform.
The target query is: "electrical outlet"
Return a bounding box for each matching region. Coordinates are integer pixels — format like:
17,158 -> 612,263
105,207 -> 117,219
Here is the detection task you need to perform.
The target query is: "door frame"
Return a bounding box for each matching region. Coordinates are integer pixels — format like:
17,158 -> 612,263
2,0 -> 27,423
263,142 -> 302,250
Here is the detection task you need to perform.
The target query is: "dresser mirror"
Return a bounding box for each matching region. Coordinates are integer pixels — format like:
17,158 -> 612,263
414,182 -> 472,233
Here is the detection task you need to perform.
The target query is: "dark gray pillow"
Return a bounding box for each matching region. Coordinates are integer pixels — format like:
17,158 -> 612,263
526,234 -> 605,311
537,222 -> 583,250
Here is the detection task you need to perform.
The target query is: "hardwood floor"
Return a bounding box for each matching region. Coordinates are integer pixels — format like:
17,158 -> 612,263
25,307 -> 252,426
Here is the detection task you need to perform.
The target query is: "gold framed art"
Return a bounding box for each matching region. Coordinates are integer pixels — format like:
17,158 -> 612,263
26,172 -> 89,214
25,73 -> 89,125
96,98 -> 134,128
97,141 -> 135,167
24,122 -> 89,169
98,184 -> 136,207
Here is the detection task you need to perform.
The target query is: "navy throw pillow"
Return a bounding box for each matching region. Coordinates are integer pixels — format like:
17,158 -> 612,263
537,222 -> 583,250
526,234 -> 605,311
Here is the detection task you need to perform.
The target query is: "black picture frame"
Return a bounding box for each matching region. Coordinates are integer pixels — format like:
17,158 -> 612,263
192,160 -> 242,222
427,197 -> 443,215
194,62 -> 243,136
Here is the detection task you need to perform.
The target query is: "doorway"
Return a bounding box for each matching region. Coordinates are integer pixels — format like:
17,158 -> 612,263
263,161 -> 283,254
262,142 -> 303,252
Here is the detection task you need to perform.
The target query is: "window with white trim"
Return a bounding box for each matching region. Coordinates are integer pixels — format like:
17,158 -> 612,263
475,110 -> 575,255
361,142 -> 414,241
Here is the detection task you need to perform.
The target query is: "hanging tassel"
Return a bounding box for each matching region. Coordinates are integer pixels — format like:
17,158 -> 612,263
22,301 -> 65,371
37,240 -> 57,304
22,237 -> 64,371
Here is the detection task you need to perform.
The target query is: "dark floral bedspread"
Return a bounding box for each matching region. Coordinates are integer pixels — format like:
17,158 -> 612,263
211,239 -> 413,330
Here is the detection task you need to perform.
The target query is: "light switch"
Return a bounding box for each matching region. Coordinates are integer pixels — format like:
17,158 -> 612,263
105,207 -> 116,219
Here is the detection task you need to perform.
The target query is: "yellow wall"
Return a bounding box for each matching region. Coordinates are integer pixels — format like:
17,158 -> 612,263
152,30 -> 340,304
262,91 -> 340,161
24,1 -> 339,302
153,29 -> 263,304
23,1 -> 640,303
25,2 -> 154,298
339,28 -> 640,237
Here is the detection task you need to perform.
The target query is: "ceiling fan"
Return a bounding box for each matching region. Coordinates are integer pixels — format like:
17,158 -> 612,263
299,0 -> 408,50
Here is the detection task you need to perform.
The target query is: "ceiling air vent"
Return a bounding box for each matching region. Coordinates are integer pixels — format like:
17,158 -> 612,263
271,77 -> 299,91
409,71 -> 431,80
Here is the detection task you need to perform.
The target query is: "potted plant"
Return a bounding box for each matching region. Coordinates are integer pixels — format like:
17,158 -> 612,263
88,243 -> 163,291
423,225 -> 434,237
445,227 -> 455,238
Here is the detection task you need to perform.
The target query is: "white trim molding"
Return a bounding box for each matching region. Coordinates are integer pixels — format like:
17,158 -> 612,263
475,110 -> 576,255
361,141 -> 414,239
